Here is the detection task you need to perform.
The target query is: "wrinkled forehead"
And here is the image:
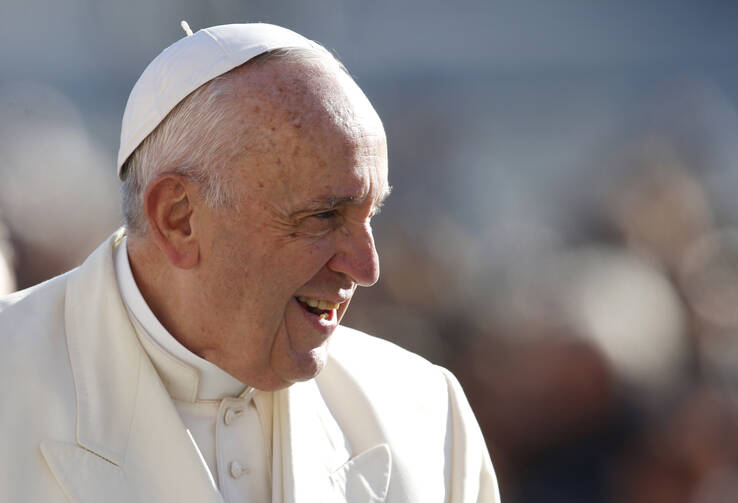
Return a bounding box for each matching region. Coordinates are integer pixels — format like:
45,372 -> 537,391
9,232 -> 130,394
225,65 -> 388,204
206,53 -> 389,211
225,54 -> 385,145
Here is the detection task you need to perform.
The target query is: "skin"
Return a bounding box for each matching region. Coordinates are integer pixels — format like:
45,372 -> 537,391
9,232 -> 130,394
127,55 -> 390,391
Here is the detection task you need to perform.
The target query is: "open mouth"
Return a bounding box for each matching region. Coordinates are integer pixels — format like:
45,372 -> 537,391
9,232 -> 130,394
296,296 -> 339,320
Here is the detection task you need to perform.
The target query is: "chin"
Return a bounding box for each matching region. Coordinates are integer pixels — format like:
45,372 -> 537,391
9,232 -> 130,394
286,346 -> 328,384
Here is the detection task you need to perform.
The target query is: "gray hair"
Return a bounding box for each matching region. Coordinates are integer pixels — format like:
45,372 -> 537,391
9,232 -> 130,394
120,46 -> 343,236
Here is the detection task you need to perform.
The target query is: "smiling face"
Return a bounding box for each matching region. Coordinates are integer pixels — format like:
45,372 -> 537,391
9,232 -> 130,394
188,56 -> 390,390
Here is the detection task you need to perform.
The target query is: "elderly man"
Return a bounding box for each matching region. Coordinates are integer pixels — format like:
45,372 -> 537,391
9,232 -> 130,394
0,23 -> 499,502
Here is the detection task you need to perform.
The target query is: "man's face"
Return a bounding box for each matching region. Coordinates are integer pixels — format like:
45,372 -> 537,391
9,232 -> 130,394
192,60 -> 390,390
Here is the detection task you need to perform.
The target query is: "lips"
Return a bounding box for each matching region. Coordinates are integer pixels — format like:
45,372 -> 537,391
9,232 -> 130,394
295,295 -> 340,319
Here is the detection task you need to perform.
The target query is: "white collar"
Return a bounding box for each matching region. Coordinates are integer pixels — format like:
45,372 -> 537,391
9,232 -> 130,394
114,235 -> 246,401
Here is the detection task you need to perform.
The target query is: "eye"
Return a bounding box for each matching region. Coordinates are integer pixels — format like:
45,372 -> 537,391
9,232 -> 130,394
312,210 -> 339,220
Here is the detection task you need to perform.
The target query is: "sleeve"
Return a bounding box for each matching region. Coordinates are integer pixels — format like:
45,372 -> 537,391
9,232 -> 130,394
439,366 -> 501,503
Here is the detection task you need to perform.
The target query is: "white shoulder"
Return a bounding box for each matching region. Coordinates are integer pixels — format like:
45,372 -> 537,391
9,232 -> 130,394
0,271 -> 70,321
321,325 -> 500,502
0,270 -> 73,361
328,325 -> 444,379
323,325 -> 451,408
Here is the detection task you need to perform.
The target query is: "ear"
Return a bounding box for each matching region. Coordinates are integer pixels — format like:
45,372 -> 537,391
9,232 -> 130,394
143,174 -> 200,269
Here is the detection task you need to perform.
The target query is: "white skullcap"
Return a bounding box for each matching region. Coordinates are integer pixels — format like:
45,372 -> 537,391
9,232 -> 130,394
117,23 -> 322,178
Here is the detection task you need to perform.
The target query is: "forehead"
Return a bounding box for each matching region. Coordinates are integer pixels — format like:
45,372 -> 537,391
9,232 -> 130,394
227,56 -> 389,207
246,115 -> 389,211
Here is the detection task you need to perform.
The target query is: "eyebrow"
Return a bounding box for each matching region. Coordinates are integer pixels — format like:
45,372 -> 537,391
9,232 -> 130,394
304,185 -> 393,212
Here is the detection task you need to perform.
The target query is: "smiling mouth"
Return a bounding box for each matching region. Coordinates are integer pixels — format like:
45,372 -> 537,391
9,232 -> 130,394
296,296 -> 340,319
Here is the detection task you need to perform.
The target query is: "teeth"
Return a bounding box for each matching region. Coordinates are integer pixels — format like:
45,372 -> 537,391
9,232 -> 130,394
318,300 -> 339,310
297,296 -> 339,310
320,313 -> 328,319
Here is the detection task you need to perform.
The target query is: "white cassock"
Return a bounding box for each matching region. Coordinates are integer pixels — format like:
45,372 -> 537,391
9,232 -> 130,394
0,229 -> 500,502
114,236 -> 273,502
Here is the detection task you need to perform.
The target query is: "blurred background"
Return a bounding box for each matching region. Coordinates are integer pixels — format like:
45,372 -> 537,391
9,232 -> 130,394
3,1 -> 738,501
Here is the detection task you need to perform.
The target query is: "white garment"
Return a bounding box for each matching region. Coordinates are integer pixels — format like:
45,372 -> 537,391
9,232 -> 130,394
0,230 -> 500,502
114,238 -> 272,502
113,237 -> 244,400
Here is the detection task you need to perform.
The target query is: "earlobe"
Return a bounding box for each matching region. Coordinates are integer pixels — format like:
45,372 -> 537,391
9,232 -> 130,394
144,175 -> 200,269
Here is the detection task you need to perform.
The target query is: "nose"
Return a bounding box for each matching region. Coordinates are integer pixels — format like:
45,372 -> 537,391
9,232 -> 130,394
327,222 -> 380,287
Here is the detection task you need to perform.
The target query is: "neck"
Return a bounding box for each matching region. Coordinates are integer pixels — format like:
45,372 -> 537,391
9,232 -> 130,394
126,235 -> 204,359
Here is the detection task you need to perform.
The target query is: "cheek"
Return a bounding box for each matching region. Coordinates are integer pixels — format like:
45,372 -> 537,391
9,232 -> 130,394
202,232 -> 262,308
301,238 -> 338,275
212,228 -> 338,308
275,236 -> 336,275
201,257 -> 251,313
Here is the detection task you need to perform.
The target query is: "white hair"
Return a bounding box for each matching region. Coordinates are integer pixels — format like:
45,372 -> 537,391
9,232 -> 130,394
120,46 -> 343,235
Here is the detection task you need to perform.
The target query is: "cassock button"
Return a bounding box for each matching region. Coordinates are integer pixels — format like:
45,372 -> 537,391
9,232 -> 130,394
229,460 -> 246,479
